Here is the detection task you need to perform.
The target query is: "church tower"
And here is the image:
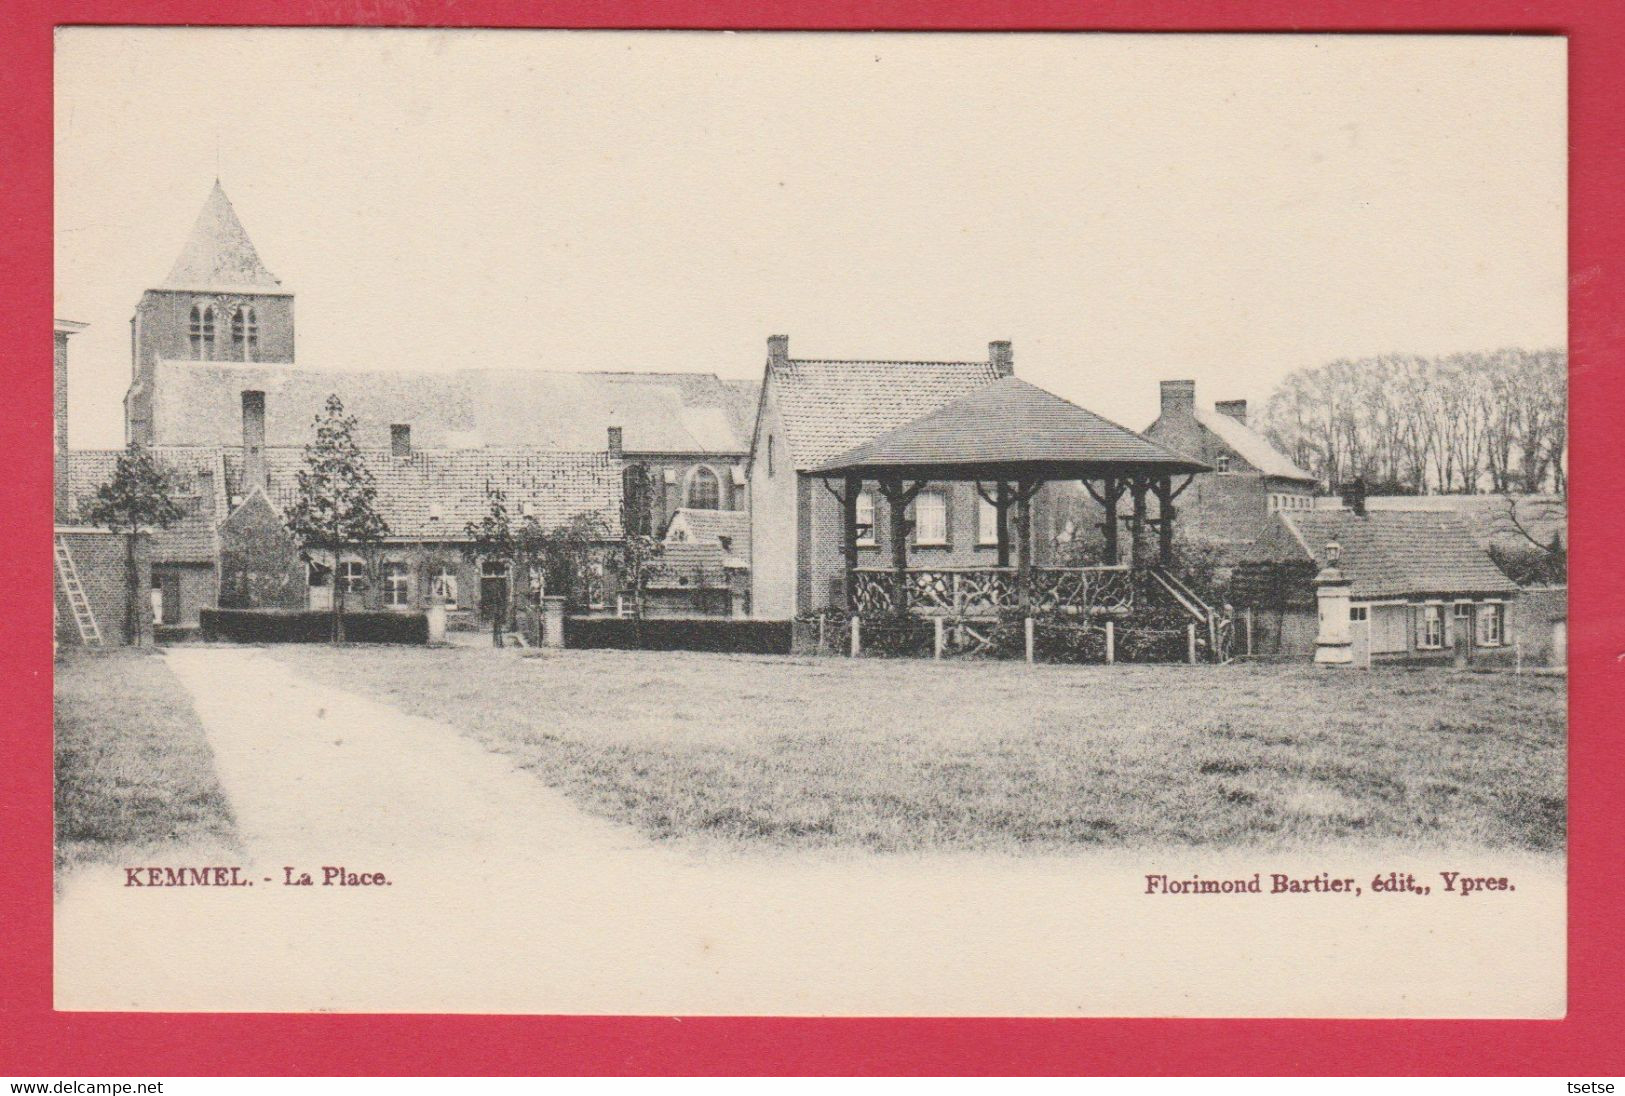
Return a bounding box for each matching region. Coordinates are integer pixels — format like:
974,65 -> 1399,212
125,181 -> 294,445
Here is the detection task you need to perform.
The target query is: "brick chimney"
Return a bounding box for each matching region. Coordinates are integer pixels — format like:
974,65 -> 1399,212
1215,399 -> 1248,426
1339,476 -> 1368,517
767,334 -> 789,368
391,424 -> 411,458
989,340 -> 1014,378
1160,379 -> 1196,418
607,425 -> 624,460
242,390 -> 267,493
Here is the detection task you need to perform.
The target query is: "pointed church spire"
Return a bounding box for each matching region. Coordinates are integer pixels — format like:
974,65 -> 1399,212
162,181 -> 281,291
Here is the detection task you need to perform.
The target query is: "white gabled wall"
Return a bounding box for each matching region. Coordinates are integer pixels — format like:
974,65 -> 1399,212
748,371 -> 800,619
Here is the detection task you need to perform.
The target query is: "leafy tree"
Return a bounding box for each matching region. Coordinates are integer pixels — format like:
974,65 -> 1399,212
82,443 -> 186,645
283,395 -> 391,643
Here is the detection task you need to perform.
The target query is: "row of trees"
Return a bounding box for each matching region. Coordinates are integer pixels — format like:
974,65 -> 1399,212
78,394 -> 658,646
1259,348 -> 1567,496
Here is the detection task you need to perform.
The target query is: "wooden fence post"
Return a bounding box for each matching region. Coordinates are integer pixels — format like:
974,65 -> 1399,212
1187,622 -> 1197,665
850,615 -> 861,658
1025,616 -> 1035,664
934,616 -> 944,660
1105,619 -> 1115,664
1244,607 -> 1253,657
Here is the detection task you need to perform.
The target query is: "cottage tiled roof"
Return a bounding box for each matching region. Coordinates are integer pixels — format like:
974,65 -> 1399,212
663,508 -> 750,566
773,356 -> 1002,470
162,182 -> 283,292
151,361 -> 751,455
811,378 -> 1210,476
1194,407 -> 1317,483
225,447 -> 623,541
644,540 -> 739,589
1272,509 -> 1518,600
1343,494 -> 1568,555
61,448 -> 228,563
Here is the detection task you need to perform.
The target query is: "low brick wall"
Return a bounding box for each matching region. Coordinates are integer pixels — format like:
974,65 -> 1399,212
200,608 -> 429,644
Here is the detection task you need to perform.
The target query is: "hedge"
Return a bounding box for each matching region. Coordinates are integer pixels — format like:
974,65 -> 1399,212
563,616 -> 792,655
200,608 -> 429,645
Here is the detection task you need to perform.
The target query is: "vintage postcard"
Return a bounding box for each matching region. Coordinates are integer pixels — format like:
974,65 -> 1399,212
51,28 -> 1567,1017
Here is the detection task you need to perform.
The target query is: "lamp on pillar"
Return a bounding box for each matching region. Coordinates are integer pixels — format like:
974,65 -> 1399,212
1313,539 -> 1354,666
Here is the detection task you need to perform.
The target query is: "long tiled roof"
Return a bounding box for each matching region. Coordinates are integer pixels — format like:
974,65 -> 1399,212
773,356 -> 1002,470
151,361 -> 755,455
1268,509 -> 1517,599
61,448 -> 228,563
1195,407 -> 1317,483
162,182 -> 283,292
226,448 -> 623,540
811,378 -> 1210,476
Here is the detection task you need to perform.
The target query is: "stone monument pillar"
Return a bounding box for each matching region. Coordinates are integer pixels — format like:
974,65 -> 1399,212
1313,540 -> 1353,667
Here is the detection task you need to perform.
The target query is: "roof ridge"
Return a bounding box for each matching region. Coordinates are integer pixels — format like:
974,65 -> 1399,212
786,358 -> 989,367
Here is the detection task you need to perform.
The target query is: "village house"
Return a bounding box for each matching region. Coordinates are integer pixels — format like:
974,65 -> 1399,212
1232,483 -> 1521,665
58,182 -> 759,637
1141,379 -> 1321,545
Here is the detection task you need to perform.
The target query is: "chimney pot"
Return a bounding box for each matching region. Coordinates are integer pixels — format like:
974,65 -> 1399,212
607,425 -> 624,459
1215,399 -> 1248,426
989,340 -> 1014,378
1160,379 -> 1196,417
241,390 -> 267,492
390,424 -> 411,458
767,334 -> 789,367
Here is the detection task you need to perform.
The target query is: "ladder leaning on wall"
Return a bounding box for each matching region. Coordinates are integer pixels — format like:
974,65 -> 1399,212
53,534 -> 104,647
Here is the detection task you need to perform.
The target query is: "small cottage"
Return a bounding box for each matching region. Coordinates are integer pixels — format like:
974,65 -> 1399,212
1233,490 -> 1520,666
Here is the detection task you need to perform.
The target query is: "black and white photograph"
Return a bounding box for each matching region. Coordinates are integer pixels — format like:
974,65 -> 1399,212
51,29 -> 1567,1016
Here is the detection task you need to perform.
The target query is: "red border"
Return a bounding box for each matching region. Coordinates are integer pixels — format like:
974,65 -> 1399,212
5,0 -> 1622,1077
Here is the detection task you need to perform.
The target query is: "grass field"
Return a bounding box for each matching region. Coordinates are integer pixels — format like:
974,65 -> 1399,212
54,648 -> 238,873
270,647 -> 1566,855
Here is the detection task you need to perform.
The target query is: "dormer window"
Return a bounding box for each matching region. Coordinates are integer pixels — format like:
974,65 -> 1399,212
189,304 -> 216,359
231,306 -> 259,361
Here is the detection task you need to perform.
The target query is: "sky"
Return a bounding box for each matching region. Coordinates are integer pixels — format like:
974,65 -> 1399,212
55,30 -> 1567,450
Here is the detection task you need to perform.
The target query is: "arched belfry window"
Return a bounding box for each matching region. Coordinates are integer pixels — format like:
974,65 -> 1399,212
189,304 -> 216,360
686,466 -> 721,510
232,306 -> 258,361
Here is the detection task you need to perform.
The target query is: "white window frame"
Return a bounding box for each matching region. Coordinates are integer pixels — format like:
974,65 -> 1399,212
428,564 -> 459,610
1215,454 -> 1231,473
911,491 -> 948,548
977,493 -> 1001,547
855,491 -> 877,547
1417,603 -> 1445,650
381,561 -> 413,609
1476,602 -> 1505,647
338,560 -> 369,595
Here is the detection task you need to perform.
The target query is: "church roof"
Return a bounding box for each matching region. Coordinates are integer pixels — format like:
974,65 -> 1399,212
150,360 -> 758,455
162,181 -> 283,293
810,377 -> 1210,478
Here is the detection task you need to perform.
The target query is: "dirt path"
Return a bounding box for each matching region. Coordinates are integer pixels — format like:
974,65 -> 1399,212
154,645 -> 637,864
54,646 -> 1565,1017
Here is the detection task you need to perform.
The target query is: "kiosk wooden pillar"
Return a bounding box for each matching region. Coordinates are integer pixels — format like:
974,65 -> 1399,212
841,473 -> 861,613
1154,474 -> 1176,566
